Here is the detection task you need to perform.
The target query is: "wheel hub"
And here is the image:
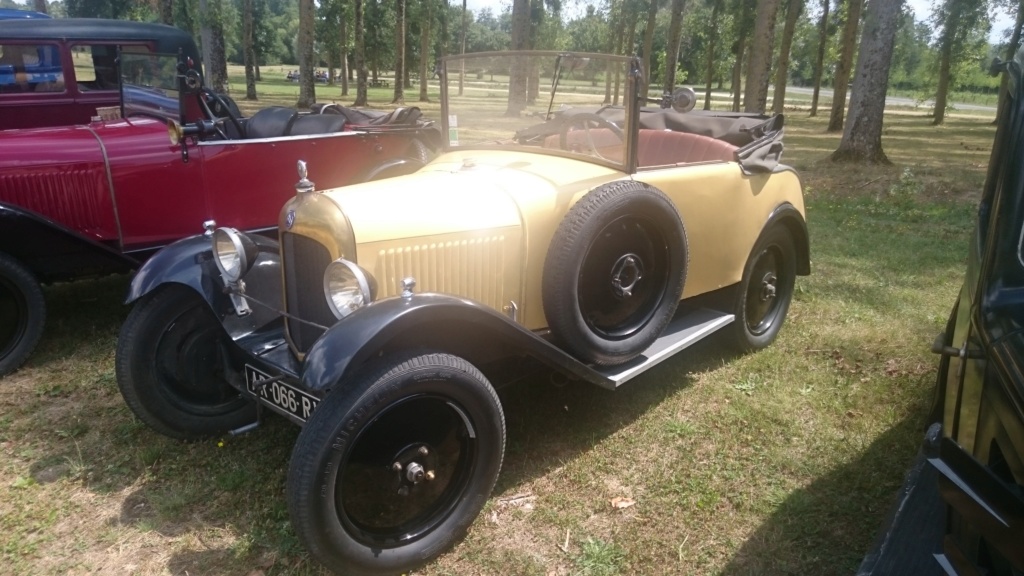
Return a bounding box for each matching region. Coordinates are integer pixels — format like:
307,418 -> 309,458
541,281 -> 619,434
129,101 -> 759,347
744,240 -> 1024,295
759,272 -> 778,302
391,443 -> 437,494
610,253 -> 644,298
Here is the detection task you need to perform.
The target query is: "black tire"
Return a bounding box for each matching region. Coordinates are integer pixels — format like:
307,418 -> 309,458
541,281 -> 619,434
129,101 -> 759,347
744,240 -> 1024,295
0,253 -> 45,377
287,351 -> 505,576
543,181 -> 687,366
729,225 -> 797,352
115,284 -> 255,440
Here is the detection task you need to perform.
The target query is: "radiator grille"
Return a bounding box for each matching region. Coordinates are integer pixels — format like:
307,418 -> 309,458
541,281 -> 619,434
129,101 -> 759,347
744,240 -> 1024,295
374,236 -> 506,310
282,232 -> 336,353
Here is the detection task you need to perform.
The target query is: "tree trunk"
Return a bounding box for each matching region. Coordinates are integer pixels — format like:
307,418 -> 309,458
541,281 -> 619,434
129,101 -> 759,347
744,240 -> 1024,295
995,0 -> 1024,119
340,7 -> 349,96
419,0 -> 432,102
354,0 -> 368,106
199,0 -> 228,93
641,0 -> 660,91
618,9 -> 639,105
772,0 -> 802,114
827,0 -> 863,132
604,0 -> 621,104
392,0 -> 406,103
810,0 -> 829,116
297,0 -> 316,108
33,0 -> 48,13
744,0 -> 783,113
662,0 -> 688,93
159,0 -> 173,24
506,0 -> 530,116
243,0 -> 257,100
732,35 -> 746,112
703,0 -> 721,110
831,0 -> 904,163
933,38 -> 953,125
458,0 -> 467,95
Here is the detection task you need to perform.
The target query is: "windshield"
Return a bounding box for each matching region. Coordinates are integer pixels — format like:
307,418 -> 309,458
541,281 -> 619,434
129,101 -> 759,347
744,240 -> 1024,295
441,51 -> 636,170
119,50 -> 180,122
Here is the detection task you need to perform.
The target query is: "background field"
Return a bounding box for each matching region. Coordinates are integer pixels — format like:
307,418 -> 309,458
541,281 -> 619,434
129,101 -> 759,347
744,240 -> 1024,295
0,72 -> 997,575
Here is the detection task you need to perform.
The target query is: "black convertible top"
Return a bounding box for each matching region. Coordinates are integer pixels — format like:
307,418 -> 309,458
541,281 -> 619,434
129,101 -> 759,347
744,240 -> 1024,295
0,18 -> 200,64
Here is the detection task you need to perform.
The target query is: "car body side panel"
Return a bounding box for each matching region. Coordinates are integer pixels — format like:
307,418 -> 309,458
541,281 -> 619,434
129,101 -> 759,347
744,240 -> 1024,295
0,125 -> 115,241
636,165 -> 806,298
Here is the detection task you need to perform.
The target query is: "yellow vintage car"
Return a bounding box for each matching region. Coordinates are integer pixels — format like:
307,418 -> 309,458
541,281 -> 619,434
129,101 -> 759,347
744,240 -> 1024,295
115,51 -> 809,575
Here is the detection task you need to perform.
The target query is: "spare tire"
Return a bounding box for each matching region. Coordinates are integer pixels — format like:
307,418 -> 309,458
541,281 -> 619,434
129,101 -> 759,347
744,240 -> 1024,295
543,181 -> 687,365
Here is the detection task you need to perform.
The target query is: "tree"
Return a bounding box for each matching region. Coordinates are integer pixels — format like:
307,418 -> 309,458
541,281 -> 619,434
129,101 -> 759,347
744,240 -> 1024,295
354,0 -> 368,105
772,0 -> 803,113
33,0 -> 47,12
641,0 -> 662,89
744,0 -> 783,112
809,0 -> 831,116
702,0 -> 724,109
995,0 -> 1024,115
662,0 -> 689,93
200,0 -> 229,93
392,0 -> 406,103
932,0 -> 990,124
459,0 -> 468,95
297,0 -> 315,108
158,0 -> 173,23
418,0 -> 433,102
506,0 -> 530,116
831,0 -> 904,162
730,0 -> 757,111
243,0 -> 257,100
827,0 -> 863,132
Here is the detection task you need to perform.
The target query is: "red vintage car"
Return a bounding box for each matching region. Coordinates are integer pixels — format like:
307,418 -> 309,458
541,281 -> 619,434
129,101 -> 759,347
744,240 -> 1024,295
0,32 -> 439,377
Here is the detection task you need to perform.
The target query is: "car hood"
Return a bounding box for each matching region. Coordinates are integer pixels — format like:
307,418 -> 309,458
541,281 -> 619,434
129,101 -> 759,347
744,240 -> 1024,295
321,149 -> 625,246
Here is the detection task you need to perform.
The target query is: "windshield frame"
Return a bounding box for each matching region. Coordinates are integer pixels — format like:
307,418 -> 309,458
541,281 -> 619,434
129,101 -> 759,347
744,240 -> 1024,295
439,50 -> 642,173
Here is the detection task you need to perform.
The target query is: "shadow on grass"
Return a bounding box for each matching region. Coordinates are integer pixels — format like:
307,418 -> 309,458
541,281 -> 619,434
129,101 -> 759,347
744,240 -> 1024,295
719,400 -> 938,576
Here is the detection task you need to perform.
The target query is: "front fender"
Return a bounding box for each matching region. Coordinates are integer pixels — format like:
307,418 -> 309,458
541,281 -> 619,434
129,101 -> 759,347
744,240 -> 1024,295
301,293 -> 609,392
127,233 -> 284,338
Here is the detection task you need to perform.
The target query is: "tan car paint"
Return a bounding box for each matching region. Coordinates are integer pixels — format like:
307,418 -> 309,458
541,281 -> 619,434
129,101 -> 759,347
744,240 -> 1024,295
283,148 -> 804,332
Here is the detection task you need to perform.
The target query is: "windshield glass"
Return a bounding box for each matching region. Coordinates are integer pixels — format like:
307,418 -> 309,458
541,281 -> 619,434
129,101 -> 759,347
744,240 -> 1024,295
442,51 -> 635,169
120,50 -> 180,121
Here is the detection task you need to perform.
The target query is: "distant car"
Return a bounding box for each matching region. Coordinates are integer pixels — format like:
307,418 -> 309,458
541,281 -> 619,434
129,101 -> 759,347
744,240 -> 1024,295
0,8 -> 50,19
0,19 -> 201,130
115,50 -> 809,575
857,49 -> 1024,576
0,34 -> 440,377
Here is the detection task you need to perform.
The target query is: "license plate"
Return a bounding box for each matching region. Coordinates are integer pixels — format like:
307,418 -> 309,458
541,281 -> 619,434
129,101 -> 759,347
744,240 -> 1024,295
245,364 -> 320,422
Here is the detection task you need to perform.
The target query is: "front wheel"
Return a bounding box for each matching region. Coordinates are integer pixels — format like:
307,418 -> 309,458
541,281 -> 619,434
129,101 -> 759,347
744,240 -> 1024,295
287,351 -> 505,576
729,225 -> 797,352
115,284 -> 255,440
0,253 -> 45,377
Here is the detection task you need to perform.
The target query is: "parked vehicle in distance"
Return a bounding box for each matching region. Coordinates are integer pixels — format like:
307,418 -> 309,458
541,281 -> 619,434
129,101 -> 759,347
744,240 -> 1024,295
0,8 -> 50,19
857,48 -> 1024,576
0,24 -> 440,377
0,19 -> 198,130
115,50 -> 809,575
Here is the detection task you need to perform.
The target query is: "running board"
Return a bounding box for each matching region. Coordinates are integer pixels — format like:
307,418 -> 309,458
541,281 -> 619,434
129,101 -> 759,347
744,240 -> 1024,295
593,308 -> 734,389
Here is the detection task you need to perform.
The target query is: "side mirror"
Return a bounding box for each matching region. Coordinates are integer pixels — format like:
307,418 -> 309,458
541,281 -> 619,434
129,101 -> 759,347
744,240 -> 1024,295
670,87 -> 697,113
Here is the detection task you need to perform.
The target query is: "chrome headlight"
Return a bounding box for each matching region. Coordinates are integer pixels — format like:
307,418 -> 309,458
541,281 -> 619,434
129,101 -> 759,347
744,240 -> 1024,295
212,227 -> 258,283
323,259 -> 377,319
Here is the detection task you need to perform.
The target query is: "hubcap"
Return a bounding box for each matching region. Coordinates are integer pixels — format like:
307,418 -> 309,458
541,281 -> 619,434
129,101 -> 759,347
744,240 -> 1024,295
745,247 -> 783,335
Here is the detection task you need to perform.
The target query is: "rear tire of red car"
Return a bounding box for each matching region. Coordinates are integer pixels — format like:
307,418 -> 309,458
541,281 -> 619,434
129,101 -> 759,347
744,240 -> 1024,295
729,225 -> 796,352
543,181 -> 687,365
0,253 -> 45,377
287,351 -> 505,576
115,284 -> 256,440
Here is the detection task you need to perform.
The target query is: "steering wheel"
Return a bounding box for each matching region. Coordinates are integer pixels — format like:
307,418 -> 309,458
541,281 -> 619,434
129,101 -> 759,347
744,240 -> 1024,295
200,88 -> 245,139
558,113 -> 625,161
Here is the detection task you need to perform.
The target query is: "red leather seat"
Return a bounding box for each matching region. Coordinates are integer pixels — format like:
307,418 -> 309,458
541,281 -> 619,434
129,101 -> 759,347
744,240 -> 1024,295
637,129 -> 737,167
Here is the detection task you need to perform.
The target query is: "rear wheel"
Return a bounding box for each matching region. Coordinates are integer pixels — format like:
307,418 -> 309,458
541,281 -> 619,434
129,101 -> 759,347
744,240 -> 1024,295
115,284 -> 255,440
288,351 -> 505,576
0,253 -> 45,377
729,225 -> 796,352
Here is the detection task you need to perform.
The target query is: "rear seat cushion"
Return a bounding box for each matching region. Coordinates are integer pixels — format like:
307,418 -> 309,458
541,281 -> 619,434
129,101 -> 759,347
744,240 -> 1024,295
637,129 -> 737,166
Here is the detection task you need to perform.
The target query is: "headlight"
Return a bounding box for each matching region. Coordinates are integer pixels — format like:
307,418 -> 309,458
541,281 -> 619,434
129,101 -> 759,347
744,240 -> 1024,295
212,227 -> 258,283
323,259 -> 376,319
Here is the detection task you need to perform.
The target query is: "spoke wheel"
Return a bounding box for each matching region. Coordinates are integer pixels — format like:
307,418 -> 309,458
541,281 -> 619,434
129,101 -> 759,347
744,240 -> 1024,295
115,285 -> 255,439
730,225 -> 796,352
0,253 -> 45,377
288,351 -> 504,576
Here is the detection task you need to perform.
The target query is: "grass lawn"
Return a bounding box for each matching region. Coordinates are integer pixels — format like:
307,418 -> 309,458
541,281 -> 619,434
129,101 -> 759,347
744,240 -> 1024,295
0,68 -> 995,575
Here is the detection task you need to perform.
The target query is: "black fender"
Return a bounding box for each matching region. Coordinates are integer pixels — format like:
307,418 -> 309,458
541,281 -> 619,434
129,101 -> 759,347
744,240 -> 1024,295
765,202 -> 811,276
301,293 -> 610,392
0,202 -> 136,284
126,232 -> 284,338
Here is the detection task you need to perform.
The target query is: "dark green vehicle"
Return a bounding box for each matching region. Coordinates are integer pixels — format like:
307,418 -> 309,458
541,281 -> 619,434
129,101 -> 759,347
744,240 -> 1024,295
859,48 -> 1024,576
